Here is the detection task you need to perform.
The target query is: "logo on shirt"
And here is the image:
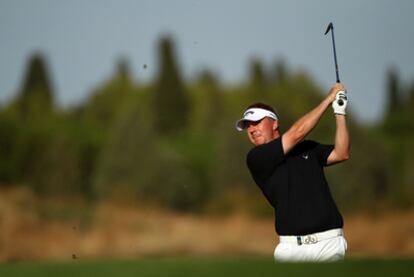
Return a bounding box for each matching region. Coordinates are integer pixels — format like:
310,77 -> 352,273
302,154 -> 309,160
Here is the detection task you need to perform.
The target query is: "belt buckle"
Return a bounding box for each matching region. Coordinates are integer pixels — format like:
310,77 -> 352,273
303,235 -> 317,244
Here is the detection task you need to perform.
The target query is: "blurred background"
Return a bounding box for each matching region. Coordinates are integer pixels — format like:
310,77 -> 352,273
0,0 -> 413,262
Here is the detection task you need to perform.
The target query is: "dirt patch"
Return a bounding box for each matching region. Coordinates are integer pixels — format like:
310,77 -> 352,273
344,211 -> 414,257
1,187 -> 413,261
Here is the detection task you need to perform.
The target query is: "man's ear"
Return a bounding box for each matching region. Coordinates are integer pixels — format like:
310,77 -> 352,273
273,120 -> 278,131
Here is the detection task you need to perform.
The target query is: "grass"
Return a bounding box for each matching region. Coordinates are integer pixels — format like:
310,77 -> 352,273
0,257 -> 413,277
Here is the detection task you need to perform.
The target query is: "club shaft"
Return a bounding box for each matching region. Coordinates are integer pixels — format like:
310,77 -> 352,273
330,27 -> 340,83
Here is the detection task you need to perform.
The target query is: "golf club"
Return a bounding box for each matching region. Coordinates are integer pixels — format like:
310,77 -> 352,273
324,22 -> 344,105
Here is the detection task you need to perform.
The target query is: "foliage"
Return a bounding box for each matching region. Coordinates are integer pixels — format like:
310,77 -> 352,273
152,36 -> 190,136
13,53 -> 54,119
375,68 -> 414,207
0,37 -> 412,213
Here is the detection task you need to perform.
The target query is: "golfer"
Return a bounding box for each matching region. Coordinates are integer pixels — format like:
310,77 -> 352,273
236,83 -> 349,262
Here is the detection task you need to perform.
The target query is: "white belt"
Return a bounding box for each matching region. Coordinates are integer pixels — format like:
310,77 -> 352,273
279,228 -> 343,245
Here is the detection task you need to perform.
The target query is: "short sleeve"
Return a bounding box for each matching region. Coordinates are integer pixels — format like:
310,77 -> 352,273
246,137 -> 285,186
314,143 -> 334,166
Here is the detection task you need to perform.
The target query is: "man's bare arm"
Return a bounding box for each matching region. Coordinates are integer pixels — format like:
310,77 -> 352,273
281,83 -> 344,154
327,112 -> 350,165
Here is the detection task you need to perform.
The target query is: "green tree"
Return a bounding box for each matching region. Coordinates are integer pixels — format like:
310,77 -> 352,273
81,58 -> 135,129
379,68 -> 414,207
272,59 -> 288,84
385,67 -> 401,117
152,36 -> 189,135
248,58 -> 268,101
0,113 -> 24,183
14,52 -> 55,118
190,70 -> 224,132
92,93 -> 157,200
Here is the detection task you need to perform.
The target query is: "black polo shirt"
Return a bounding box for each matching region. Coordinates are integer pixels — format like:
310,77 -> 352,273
246,137 -> 343,236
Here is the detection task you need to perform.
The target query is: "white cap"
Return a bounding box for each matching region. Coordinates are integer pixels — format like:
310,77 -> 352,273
235,108 -> 278,131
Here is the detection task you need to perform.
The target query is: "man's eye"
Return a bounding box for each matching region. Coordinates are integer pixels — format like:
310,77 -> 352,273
247,120 -> 261,127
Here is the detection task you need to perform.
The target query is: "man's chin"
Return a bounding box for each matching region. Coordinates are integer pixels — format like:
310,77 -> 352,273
252,138 -> 265,146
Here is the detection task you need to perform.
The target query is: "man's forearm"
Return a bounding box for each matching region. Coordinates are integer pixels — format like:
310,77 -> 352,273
327,114 -> 350,164
281,83 -> 344,154
334,115 -> 350,159
288,97 -> 332,142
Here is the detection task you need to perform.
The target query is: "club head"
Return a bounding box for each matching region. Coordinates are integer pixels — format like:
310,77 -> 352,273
324,22 -> 333,35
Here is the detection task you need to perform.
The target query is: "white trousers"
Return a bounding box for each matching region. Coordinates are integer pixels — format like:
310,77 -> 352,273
274,231 -> 347,262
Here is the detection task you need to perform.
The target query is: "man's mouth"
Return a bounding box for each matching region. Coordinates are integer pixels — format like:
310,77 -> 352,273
251,132 -> 262,141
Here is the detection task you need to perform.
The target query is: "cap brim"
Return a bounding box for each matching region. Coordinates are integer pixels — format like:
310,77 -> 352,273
235,108 -> 278,131
235,118 -> 261,131
235,119 -> 248,131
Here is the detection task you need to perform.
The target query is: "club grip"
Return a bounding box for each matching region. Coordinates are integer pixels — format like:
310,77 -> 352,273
336,85 -> 343,105
336,89 -> 346,106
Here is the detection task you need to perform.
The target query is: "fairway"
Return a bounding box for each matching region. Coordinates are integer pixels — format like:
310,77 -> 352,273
0,257 -> 413,277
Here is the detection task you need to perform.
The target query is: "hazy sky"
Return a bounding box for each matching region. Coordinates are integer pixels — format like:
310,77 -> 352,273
1,0 -> 414,123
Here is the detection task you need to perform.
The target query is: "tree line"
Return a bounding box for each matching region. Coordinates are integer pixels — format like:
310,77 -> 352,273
0,35 -> 413,214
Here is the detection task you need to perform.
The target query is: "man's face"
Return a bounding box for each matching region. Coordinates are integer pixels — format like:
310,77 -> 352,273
246,117 -> 278,146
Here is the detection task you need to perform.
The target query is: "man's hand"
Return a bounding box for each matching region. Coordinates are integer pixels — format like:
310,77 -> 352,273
327,83 -> 345,103
332,91 -> 348,115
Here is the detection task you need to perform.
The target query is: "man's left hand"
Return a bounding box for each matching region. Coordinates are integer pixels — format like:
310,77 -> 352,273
332,91 -> 348,115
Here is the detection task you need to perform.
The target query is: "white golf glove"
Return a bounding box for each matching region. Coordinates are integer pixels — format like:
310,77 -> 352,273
332,90 -> 348,115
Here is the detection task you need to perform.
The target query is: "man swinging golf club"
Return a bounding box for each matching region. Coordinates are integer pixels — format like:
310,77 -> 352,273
236,83 -> 349,262
235,22 -> 349,262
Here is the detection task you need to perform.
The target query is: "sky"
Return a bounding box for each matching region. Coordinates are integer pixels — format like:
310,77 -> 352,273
1,0 -> 414,124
